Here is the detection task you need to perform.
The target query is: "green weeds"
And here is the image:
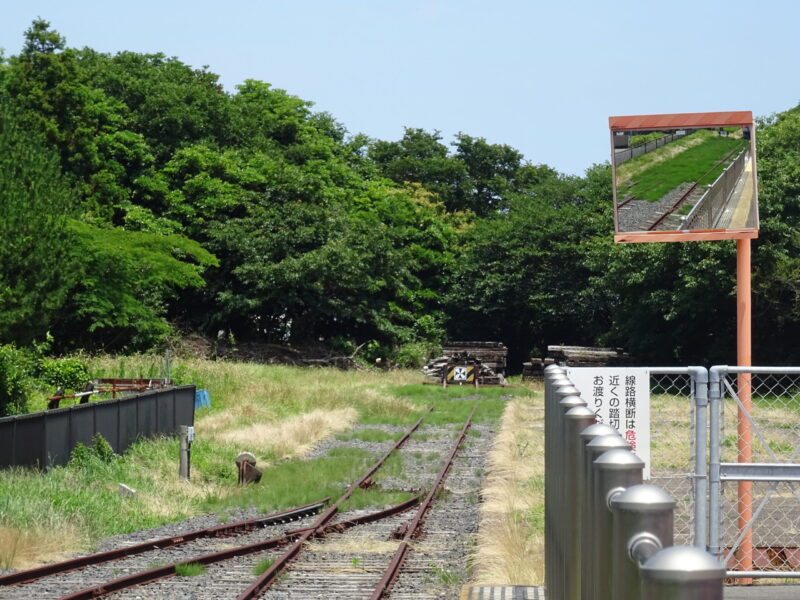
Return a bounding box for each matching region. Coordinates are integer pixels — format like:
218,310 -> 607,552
252,557 -> 275,575
174,562 -> 206,576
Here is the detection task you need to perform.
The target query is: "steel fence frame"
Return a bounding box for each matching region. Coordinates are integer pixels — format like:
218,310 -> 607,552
709,365 -> 800,578
647,367 -> 707,548
547,362 -> 800,589
544,365 -> 725,600
680,150 -> 748,231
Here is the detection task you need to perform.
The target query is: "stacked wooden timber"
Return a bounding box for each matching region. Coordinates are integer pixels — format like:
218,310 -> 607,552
422,341 -> 509,385
442,341 -> 508,374
522,345 -> 632,379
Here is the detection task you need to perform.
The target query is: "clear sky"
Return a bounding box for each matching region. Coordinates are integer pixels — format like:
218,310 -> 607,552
1,0 -> 797,175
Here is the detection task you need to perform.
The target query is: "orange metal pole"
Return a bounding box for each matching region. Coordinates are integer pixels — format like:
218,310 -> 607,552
736,237 -> 753,581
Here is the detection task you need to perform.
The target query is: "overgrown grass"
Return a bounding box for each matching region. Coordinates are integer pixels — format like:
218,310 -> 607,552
0,357 -> 530,569
619,132 -> 747,202
360,384 -> 511,426
202,447 -> 375,514
471,393 -> 545,585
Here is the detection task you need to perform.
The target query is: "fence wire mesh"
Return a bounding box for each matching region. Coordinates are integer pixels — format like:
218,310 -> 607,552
720,372 -> 800,572
648,372 -> 695,545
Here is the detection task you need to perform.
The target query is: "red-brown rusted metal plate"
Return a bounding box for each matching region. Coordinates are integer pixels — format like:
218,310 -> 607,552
610,111 -> 753,131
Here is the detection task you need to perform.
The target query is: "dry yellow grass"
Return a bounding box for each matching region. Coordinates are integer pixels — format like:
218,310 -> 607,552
471,388 -> 544,586
212,407 -> 358,459
0,525 -> 87,570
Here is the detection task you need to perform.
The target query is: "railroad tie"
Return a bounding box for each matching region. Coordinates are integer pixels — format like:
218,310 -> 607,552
463,585 -> 546,599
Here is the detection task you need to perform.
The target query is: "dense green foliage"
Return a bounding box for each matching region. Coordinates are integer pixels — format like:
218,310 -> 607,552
2,19 -> 800,366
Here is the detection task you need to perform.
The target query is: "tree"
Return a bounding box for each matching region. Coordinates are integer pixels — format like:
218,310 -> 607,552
0,96 -> 80,344
53,223 -> 218,350
369,128 -> 468,211
452,133 -> 524,215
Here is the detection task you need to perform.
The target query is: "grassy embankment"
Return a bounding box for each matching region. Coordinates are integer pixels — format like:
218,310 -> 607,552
470,380 -> 545,585
0,356 -> 534,571
617,129 -> 747,202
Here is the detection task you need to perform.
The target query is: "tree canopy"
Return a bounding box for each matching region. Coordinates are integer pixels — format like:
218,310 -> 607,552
3,19 -> 800,366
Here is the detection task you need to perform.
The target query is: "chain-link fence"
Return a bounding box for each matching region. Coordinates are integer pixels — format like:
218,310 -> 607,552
711,368 -> 800,575
648,370 -> 697,546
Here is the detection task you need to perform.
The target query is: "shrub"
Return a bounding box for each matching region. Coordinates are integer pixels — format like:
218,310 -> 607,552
38,357 -> 90,392
70,433 -> 116,467
0,344 -> 34,416
392,341 -> 440,368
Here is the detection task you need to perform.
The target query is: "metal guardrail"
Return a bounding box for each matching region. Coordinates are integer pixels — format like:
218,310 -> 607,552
545,366 -> 725,599
0,385 -> 196,468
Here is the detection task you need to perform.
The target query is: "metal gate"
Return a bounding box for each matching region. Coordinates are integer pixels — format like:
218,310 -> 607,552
709,366 -> 800,578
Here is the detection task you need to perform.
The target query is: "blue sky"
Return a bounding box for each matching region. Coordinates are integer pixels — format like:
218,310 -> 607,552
1,0 -> 797,175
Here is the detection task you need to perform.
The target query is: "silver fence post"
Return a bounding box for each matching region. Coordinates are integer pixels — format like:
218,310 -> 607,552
563,405 -> 596,600
579,423 -> 620,600
610,484 -> 676,600
640,546 -> 725,600
707,365 -> 726,558
593,448 -> 644,600
544,366 -> 567,599
584,433 -> 630,600
688,366 -> 709,549
555,390 -> 586,599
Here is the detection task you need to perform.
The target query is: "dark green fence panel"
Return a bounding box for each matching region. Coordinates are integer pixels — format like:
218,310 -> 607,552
44,408 -> 72,467
0,385 -> 195,469
118,397 -> 138,453
14,414 -> 46,467
94,400 -> 119,452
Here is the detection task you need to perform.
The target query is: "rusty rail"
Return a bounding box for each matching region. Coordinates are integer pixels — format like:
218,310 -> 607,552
369,408 -> 475,599
58,496 -> 422,600
0,499 -> 329,587
234,410 -> 430,600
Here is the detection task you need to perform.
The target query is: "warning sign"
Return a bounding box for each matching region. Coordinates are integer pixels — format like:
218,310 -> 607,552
447,365 -> 476,384
566,367 -> 651,478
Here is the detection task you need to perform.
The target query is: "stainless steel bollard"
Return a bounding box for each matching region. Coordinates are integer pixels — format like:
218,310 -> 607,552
579,426 -> 624,600
543,371 -> 571,600
544,369 -> 567,599
610,484 -> 675,600
592,448 -> 644,600
640,546 -> 725,600
553,392 -> 585,600
562,405 -> 596,600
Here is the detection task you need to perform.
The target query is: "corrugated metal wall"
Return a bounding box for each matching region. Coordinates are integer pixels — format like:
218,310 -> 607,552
0,386 -> 196,468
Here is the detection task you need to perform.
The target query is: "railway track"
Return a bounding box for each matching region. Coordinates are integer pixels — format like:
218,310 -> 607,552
1,409 -> 491,599
645,146 -> 743,231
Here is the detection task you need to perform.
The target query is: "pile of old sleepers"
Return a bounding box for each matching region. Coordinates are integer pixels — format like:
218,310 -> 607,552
422,341 -> 508,385
522,345 -> 632,379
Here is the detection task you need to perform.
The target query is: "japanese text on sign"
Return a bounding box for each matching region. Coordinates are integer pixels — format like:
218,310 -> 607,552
567,367 -> 651,478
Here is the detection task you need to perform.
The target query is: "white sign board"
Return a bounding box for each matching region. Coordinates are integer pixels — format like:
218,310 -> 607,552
566,367 -> 651,479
